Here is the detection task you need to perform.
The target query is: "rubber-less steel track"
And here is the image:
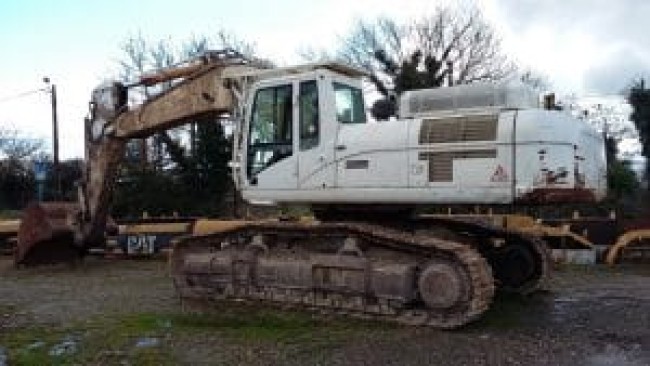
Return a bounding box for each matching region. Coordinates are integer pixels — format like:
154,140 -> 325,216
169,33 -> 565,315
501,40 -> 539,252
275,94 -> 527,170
171,221 -> 495,329
312,208 -> 551,295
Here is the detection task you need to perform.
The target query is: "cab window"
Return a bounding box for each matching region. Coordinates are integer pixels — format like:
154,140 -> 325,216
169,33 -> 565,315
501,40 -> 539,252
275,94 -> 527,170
333,82 -> 366,124
299,80 -> 319,150
247,84 -> 293,178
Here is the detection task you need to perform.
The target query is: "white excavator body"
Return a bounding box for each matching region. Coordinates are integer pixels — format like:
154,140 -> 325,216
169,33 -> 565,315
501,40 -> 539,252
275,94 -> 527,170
236,65 -> 607,206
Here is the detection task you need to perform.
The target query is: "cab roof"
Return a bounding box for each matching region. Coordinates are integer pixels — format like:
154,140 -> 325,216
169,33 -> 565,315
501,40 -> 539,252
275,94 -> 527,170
226,62 -> 369,80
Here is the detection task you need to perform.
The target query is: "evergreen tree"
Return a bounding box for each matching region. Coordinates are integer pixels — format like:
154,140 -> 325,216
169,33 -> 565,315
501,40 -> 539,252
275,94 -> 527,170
330,5 -> 514,119
628,79 -> 650,188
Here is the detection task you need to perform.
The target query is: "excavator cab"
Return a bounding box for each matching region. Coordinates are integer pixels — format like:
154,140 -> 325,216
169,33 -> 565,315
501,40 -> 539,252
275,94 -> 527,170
238,65 -> 369,203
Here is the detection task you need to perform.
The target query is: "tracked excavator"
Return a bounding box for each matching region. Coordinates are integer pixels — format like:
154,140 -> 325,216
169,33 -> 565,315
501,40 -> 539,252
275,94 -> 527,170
17,50 -> 607,328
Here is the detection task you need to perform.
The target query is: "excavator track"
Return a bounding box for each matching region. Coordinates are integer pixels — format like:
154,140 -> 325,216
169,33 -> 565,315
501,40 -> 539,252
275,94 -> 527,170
171,221 -> 495,329
311,207 -> 551,295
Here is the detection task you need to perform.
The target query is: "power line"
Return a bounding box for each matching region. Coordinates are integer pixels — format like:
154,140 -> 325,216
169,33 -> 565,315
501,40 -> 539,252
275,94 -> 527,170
0,87 -> 48,104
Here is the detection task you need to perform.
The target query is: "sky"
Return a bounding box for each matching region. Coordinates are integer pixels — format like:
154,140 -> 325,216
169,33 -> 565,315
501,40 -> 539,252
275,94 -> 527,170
0,0 -> 648,159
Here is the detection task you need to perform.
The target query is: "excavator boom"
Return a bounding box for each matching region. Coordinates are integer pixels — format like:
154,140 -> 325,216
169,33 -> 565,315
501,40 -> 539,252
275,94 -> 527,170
16,51 -> 261,265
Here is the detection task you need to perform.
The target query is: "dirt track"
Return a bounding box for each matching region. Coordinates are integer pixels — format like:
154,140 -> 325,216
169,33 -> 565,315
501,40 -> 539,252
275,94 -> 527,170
0,257 -> 648,365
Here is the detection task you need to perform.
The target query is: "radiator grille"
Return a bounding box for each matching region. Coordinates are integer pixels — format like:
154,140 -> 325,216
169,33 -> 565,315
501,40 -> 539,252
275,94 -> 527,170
419,115 -> 498,144
419,149 -> 497,182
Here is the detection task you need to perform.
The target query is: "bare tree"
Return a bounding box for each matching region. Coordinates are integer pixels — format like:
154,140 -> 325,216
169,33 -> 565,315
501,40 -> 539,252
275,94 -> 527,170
118,32 -> 149,85
565,96 -> 640,158
336,5 -> 514,97
519,69 -> 551,92
0,128 -> 45,208
116,31 -> 260,170
147,37 -> 178,169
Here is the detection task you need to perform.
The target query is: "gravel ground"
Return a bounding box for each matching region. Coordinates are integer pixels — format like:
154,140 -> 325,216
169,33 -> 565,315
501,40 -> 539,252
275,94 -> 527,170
0,257 -> 648,366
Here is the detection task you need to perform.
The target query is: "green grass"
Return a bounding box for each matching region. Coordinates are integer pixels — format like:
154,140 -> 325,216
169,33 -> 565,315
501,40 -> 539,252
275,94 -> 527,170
0,306 -> 378,365
0,327 -> 73,366
1,313 -> 172,366
171,306 -> 383,343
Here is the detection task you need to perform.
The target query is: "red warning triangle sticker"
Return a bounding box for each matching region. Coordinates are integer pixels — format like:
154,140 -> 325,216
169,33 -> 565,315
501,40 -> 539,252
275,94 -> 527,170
491,165 -> 509,182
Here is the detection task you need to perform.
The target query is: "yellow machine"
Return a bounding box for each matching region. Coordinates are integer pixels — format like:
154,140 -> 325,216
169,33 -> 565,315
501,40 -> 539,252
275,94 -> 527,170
606,229 -> 650,265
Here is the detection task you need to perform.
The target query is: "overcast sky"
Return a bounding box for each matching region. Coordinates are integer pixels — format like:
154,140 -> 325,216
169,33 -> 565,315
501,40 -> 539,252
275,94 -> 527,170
487,0 -> 650,94
0,0 -> 648,159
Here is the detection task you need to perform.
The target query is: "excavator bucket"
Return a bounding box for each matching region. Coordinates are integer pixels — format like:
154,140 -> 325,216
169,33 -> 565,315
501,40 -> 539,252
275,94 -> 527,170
15,202 -> 80,266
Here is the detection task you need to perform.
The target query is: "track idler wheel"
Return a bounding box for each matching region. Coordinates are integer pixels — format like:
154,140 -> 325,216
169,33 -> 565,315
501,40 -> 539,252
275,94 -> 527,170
490,235 -> 550,294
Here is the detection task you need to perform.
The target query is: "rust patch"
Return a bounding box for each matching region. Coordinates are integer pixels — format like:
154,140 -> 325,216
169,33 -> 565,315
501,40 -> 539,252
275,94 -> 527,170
517,188 -> 597,204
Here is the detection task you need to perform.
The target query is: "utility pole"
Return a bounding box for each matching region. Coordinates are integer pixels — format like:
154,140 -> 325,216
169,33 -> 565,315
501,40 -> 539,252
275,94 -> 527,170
43,77 -> 60,199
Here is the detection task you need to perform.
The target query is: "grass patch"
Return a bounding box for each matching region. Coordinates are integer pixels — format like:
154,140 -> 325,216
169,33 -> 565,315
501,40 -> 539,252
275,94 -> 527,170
167,306 -> 389,361
0,326 -> 74,366
169,306 -> 379,343
0,306 -> 381,365
0,314 -> 173,366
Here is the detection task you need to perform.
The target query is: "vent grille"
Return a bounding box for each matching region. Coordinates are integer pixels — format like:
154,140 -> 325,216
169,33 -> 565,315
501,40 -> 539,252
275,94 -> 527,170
419,149 -> 497,182
419,115 -> 498,144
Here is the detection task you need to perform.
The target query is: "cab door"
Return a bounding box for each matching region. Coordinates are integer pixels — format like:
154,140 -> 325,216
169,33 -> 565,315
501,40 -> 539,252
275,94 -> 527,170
245,83 -> 297,190
297,78 -> 335,189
